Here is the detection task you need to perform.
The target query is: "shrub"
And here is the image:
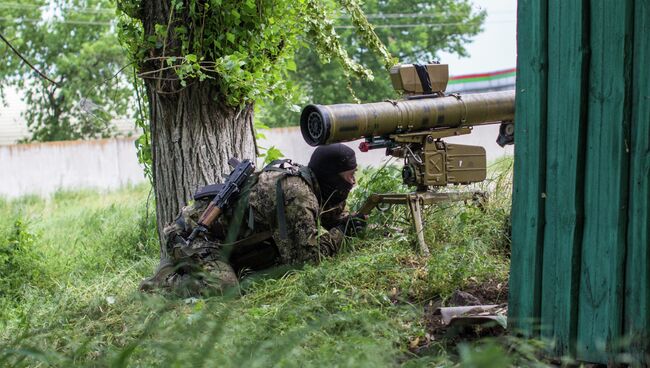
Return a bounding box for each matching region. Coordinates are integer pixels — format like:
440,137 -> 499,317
0,218 -> 43,301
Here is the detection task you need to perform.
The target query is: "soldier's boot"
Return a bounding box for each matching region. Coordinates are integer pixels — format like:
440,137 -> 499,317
139,257 -> 176,292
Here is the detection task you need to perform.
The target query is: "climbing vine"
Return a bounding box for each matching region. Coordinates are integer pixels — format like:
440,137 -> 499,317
116,0 -> 395,106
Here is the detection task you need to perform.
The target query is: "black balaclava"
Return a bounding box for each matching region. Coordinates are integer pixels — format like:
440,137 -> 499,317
308,144 -> 357,206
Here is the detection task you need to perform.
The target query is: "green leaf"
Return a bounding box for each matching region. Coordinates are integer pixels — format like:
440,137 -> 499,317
263,146 -> 284,164
286,59 -> 297,71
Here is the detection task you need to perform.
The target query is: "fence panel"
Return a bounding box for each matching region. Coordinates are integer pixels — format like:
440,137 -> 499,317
539,0 -> 589,357
575,0 -> 634,363
624,0 -> 650,361
509,0 -> 548,337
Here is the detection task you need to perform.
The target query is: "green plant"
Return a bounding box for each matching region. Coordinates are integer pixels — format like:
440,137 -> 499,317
253,119 -> 285,165
258,0 -> 486,128
0,159 -> 516,366
0,218 -> 42,301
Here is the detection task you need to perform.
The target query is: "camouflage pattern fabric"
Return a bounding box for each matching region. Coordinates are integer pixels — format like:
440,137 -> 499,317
139,198 -> 239,296
248,170 -> 346,264
141,166 -> 348,295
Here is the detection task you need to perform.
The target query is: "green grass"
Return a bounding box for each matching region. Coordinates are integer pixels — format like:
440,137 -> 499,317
0,159 -> 547,367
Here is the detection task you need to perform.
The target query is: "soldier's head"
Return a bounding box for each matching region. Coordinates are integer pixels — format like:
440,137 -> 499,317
308,143 -> 357,206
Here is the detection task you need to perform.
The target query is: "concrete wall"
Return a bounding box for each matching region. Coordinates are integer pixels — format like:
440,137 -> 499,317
1,138 -> 145,198
1,126 -> 512,198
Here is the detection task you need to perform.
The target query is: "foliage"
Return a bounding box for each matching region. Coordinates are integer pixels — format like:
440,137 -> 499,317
0,218 -> 42,302
253,119 -> 285,166
258,0 -> 487,128
131,66 -> 153,184
116,0 -> 394,106
0,160 -> 528,366
0,185 -> 158,320
0,0 -> 133,141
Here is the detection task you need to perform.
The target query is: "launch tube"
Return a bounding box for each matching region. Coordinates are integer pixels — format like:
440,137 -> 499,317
300,90 -> 515,146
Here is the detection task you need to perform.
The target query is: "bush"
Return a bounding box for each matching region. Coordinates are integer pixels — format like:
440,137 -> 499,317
0,218 -> 43,301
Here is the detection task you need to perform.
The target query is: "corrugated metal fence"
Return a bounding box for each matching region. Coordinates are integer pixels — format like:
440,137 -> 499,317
509,0 -> 650,364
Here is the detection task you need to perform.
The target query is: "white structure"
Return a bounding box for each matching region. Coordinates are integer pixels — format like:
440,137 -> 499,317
0,126 -> 512,198
1,138 -> 144,198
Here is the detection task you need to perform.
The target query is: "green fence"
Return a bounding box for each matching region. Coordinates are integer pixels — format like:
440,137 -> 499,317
509,0 -> 650,364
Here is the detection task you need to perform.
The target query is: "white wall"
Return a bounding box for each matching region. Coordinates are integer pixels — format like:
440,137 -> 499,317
1,127 -> 512,198
1,138 -> 145,198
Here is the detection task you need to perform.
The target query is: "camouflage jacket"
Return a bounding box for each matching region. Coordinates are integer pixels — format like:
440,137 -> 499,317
144,163 -> 348,294
244,167 -> 348,263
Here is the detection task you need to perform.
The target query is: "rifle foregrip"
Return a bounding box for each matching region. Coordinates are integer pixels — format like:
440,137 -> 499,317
198,202 -> 223,226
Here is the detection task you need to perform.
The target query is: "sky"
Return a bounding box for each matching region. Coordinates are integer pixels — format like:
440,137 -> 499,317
439,0 -> 517,76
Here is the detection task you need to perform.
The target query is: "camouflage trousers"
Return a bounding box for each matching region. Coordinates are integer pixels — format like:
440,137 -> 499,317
140,200 -> 240,296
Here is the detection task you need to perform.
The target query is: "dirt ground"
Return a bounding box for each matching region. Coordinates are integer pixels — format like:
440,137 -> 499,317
411,279 -> 509,354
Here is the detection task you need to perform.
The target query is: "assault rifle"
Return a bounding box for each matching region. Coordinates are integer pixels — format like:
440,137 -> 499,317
300,63 -> 515,255
184,158 -> 255,245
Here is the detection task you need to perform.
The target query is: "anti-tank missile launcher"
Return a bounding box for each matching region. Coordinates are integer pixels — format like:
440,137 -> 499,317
301,63 -> 515,190
299,63 -> 516,255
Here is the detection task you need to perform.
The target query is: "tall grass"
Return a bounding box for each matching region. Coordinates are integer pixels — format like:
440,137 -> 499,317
0,159 -> 544,367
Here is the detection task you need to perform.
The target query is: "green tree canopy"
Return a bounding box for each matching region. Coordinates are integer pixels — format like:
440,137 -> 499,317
0,0 -> 132,142
257,0 -> 486,128
115,0 -> 395,240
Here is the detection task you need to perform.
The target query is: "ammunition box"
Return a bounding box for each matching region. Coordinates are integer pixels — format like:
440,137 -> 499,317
445,143 -> 487,184
422,142 -> 486,186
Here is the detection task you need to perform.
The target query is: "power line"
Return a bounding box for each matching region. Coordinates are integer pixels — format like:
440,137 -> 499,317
0,16 -> 113,26
0,3 -> 510,18
0,2 -> 114,14
336,20 -> 513,29
0,31 -> 59,86
340,11 -> 514,19
0,16 -> 511,29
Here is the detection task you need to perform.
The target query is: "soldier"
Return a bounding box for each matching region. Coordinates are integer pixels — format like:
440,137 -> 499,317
140,144 -> 367,295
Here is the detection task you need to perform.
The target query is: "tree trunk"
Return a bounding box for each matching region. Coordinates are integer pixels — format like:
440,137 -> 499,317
137,1 -> 257,256
145,81 -> 256,255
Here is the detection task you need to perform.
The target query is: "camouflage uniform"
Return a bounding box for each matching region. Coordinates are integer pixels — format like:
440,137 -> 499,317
141,163 -> 347,295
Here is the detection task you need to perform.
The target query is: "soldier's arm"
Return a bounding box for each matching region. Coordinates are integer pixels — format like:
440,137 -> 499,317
319,200 -> 349,230
273,177 -> 345,264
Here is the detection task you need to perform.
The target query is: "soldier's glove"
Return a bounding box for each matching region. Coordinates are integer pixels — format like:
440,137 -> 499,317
337,213 -> 368,237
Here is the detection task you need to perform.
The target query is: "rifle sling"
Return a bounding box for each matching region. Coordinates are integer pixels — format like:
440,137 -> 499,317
230,230 -> 274,248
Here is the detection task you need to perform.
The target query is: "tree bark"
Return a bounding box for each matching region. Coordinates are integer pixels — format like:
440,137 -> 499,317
137,1 -> 257,255
145,81 -> 256,255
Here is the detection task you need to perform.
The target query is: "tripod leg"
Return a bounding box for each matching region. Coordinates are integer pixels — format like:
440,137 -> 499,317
408,196 -> 430,257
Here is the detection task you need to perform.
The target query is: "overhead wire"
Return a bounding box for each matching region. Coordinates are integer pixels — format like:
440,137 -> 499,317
0,2 -> 114,14
0,16 -> 511,28
0,17 -> 114,26
0,2 -> 513,17
0,2 -> 513,29
335,21 -> 513,29
0,31 -> 59,86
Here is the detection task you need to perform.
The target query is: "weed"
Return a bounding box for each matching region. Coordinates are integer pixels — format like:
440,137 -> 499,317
0,161 -> 519,367
0,218 -> 43,300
